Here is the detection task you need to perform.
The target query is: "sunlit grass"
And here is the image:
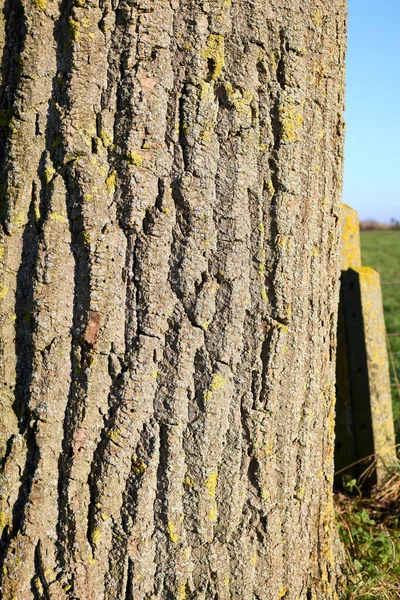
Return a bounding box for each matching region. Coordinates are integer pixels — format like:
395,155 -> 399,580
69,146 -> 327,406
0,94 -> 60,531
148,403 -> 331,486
336,467 -> 400,600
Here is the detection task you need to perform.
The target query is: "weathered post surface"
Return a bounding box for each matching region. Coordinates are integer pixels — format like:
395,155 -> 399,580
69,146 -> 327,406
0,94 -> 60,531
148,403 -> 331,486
336,205 -> 397,483
340,204 -> 361,271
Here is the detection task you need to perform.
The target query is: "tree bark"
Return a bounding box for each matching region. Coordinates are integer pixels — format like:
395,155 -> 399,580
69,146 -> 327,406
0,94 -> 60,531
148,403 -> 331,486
0,0 -> 347,598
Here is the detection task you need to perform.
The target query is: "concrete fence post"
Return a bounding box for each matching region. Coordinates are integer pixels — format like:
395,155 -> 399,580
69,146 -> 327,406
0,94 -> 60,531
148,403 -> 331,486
335,205 -> 397,484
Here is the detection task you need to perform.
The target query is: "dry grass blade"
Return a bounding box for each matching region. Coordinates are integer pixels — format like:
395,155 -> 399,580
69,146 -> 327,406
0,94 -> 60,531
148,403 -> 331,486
335,463 -> 400,600
374,468 -> 400,505
348,578 -> 400,600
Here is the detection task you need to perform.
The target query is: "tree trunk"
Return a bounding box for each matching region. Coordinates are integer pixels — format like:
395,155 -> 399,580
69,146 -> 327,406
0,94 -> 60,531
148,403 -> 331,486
0,0 -> 347,598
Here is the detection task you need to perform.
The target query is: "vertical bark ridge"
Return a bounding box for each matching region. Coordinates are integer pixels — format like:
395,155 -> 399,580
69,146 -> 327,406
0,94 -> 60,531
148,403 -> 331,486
0,2 -> 70,596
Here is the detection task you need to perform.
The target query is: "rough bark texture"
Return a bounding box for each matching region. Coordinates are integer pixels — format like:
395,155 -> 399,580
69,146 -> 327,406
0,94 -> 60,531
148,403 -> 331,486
0,0 -> 347,598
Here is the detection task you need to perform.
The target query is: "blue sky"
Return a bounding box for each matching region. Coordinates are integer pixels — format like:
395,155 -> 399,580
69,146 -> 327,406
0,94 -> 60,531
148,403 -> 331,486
342,0 -> 400,223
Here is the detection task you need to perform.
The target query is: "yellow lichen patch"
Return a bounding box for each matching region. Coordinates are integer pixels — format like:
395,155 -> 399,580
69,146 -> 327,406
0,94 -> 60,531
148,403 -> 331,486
107,427 -> 121,442
13,211 -> 26,228
106,170 -> 118,194
131,456 -> 147,475
341,204 -> 361,270
211,282 -> 220,295
128,152 -> 144,167
261,489 -> 270,500
33,577 -> 43,594
312,8 -> 322,27
100,129 -> 113,148
0,511 -> 8,528
276,234 -> 287,249
201,319 -> 212,331
278,588 -> 287,598
44,165 -> 56,184
201,34 -> 225,80
203,389 -> 213,402
261,287 -> 268,303
279,99 -> 303,143
200,120 -> 215,144
50,212 -> 67,224
327,402 -> 336,438
312,246 -> 319,257
33,0 -> 47,10
178,583 -> 187,600
151,370 -> 158,380
69,18 -> 80,41
88,552 -> 96,565
184,475 -> 194,487
276,322 -> 288,334
199,81 -> 213,102
211,373 -> 227,392
101,513 -> 108,521
267,178 -> 275,196
205,470 -> 218,498
0,243 -> 3,260
358,265 -> 380,286
224,83 -> 253,115
252,552 -> 257,565
206,501 -> 218,521
167,521 -> 179,543
269,50 -> 280,71
264,441 -> 273,457
84,193 -> 94,202
83,232 -> 91,245
91,527 -> 101,546
0,286 -> 9,300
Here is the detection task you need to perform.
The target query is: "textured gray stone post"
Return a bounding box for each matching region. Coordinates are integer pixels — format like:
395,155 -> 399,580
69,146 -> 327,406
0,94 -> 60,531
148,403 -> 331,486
336,206 -> 396,484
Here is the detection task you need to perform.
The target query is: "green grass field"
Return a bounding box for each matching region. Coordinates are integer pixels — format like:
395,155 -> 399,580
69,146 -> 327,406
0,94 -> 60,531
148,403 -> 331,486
360,231 -> 400,439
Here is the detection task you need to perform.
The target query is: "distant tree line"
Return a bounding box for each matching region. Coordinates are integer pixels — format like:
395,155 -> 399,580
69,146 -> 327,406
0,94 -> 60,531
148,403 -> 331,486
359,218 -> 400,231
